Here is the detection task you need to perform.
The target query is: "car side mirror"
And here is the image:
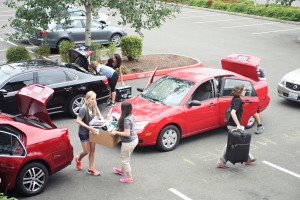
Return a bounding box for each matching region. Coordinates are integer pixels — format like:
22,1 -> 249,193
188,100 -> 201,106
137,87 -> 144,92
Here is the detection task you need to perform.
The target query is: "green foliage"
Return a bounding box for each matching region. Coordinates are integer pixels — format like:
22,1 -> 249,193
90,42 -> 101,62
188,0 -> 300,22
59,40 -> 75,63
34,43 -> 50,59
101,43 -> 117,59
120,35 -> 143,61
0,193 -> 17,200
4,0 -> 181,45
6,45 -> 31,63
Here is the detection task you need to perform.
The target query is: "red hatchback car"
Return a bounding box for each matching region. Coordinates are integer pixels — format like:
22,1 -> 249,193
109,54 -> 270,151
0,84 -> 73,196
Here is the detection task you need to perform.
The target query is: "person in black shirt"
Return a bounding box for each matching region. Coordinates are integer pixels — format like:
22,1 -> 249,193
216,85 -> 257,168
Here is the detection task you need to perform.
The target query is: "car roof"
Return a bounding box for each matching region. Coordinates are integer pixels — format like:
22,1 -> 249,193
0,60 -> 64,75
168,67 -> 234,83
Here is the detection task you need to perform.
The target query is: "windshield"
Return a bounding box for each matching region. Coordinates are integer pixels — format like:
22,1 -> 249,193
141,76 -> 195,106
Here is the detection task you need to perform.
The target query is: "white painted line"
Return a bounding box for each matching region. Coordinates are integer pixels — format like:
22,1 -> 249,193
0,49 -> 7,52
195,18 -> 253,24
262,161 -> 300,179
48,55 -> 60,58
222,22 -> 279,28
168,188 -> 192,200
177,14 -> 225,19
252,28 -> 300,34
0,61 -> 6,63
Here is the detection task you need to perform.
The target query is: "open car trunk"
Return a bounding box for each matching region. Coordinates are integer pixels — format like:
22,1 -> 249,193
221,54 -> 261,82
68,45 -> 94,72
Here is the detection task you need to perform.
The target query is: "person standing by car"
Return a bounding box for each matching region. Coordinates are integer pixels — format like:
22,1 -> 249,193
105,53 -> 125,87
109,102 -> 138,183
91,61 -> 119,107
216,85 -> 257,168
75,91 -> 104,176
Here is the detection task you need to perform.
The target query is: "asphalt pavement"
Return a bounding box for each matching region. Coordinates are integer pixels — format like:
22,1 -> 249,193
1,1 -> 300,200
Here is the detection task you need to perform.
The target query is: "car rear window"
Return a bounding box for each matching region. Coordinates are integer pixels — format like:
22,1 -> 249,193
13,116 -> 52,129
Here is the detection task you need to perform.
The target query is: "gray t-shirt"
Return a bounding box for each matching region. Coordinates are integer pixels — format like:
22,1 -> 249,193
96,64 -> 115,78
120,115 -> 138,143
78,104 -> 96,136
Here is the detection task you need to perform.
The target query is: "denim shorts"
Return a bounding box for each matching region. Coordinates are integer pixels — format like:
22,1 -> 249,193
79,134 -> 89,142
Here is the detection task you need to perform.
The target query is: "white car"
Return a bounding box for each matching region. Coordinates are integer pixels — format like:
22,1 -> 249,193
277,68 -> 300,102
67,5 -> 111,25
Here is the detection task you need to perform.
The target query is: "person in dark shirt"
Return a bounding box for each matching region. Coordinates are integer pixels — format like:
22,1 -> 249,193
105,53 -> 125,86
216,85 -> 257,168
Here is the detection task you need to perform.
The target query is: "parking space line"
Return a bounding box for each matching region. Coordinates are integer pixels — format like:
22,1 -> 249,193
168,188 -> 193,200
262,161 -> 300,179
195,18 -> 253,24
221,22 -> 279,28
0,37 -> 34,54
176,14 -> 225,19
252,28 -> 300,34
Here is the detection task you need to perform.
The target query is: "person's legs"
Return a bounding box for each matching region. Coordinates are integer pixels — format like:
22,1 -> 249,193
76,136 -> 90,171
87,142 -> 100,176
216,125 -> 235,168
253,113 -> 264,134
107,72 -> 119,106
119,139 -> 138,182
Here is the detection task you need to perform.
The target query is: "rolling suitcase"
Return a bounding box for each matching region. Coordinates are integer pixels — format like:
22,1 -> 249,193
225,129 -> 251,164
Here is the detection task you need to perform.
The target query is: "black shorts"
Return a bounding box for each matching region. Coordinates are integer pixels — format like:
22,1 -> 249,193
108,71 -> 119,92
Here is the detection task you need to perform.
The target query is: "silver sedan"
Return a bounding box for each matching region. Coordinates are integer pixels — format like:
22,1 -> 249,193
277,68 -> 300,102
29,16 -> 126,50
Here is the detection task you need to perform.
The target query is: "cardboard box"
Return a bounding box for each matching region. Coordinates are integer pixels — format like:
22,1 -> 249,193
89,130 -> 120,147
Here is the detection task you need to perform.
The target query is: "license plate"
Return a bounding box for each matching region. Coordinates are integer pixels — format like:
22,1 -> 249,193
288,92 -> 298,100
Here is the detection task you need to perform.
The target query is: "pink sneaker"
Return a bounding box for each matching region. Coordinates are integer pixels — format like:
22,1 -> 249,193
216,163 -> 228,169
88,168 -> 101,176
75,156 -> 82,171
113,167 -> 125,176
245,158 -> 257,165
120,177 -> 133,183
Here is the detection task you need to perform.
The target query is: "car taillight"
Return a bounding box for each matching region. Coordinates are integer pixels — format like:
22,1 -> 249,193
38,31 -> 48,37
103,77 -> 108,85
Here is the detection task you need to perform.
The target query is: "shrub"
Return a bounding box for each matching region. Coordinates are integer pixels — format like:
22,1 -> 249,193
59,40 -> 75,63
120,35 -> 143,61
90,42 -> 101,62
34,43 -> 50,59
6,45 -> 31,63
0,193 -> 17,200
101,43 -> 117,59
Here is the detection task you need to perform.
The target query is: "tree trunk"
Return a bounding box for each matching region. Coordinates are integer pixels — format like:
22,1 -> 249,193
85,0 -> 92,46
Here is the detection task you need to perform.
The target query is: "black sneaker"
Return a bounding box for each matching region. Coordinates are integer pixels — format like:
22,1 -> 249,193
107,102 -> 116,107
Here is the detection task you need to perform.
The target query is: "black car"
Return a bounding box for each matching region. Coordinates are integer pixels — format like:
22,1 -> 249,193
0,60 -> 110,117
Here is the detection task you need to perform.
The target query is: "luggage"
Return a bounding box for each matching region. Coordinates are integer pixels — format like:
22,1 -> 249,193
226,129 -> 251,164
116,86 -> 132,102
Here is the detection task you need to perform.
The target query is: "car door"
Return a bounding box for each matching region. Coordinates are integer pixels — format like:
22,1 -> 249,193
0,72 -> 34,115
85,20 -> 110,44
37,69 -> 76,114
65,19 -> 85,45
219,78 -> 259,126
0,129 -> 26,194
184,79 -> 220,135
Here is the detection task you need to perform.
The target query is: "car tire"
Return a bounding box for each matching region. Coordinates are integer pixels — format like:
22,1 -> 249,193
245,115 -> 255,129
69,94 -> 85,117
110,34 -> 122,47
157,125 -> 180,152
16,162 -> 49,196
57,39 -> 70,52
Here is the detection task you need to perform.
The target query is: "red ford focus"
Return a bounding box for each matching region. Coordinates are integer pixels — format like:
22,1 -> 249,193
109,54 -> 270,151
0,84 -> 73,196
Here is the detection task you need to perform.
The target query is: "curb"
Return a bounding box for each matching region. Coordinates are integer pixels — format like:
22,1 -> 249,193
121,54 -> 203,81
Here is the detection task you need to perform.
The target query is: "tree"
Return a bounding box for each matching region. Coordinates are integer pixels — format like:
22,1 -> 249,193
4,0 -> 180,46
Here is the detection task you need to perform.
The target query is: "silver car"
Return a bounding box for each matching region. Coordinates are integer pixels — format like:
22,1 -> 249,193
29,16 -> 126,50
277,68 -> 300,102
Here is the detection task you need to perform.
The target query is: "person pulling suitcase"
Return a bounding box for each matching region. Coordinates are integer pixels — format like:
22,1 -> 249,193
216,85 -> 257,168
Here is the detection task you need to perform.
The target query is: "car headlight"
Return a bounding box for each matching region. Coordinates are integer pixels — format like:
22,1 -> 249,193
280,77 -> 286,86
135,121 -> 149,130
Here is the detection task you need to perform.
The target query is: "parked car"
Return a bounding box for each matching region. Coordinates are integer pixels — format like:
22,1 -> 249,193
277,68 -> 300,102
66,5 -> 111,25
0,84 -> 73,196
0,59 -> 110,117
28,16 -> 126,50
108,54 -> 270,151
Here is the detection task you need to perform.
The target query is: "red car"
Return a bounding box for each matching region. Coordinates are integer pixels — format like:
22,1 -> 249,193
0,84 -> 73,196
109,54 -> 270,151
